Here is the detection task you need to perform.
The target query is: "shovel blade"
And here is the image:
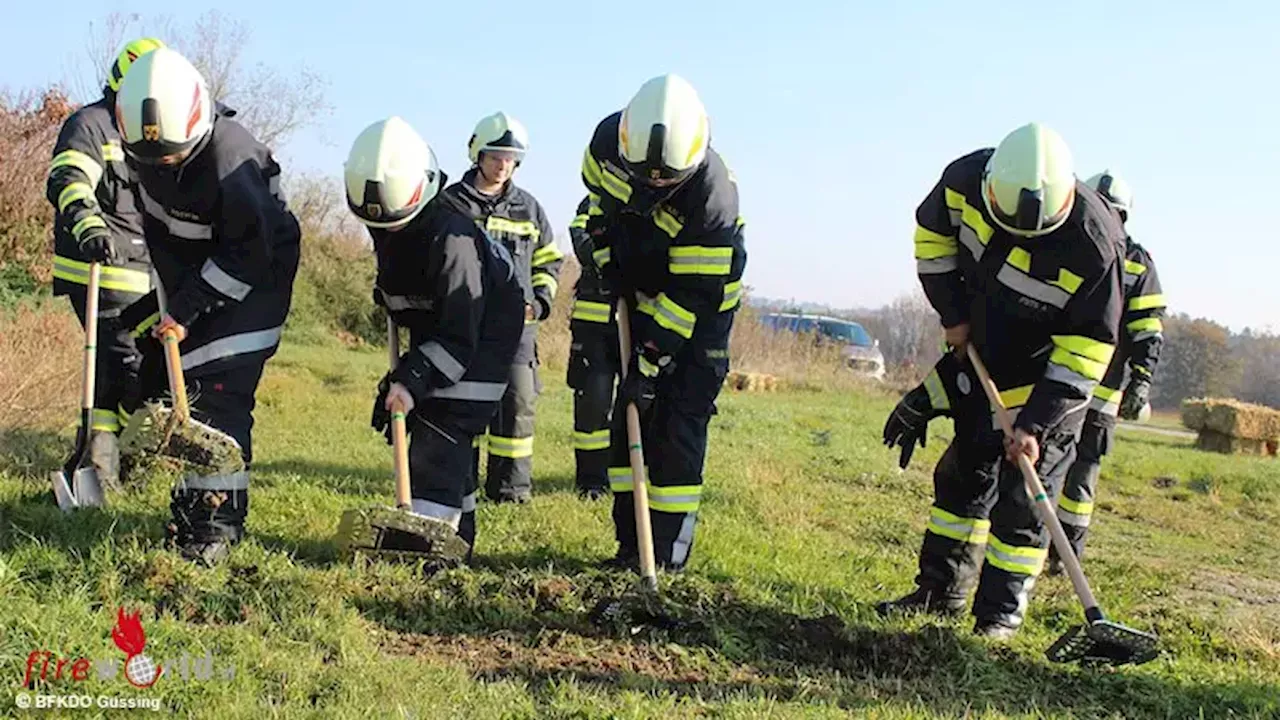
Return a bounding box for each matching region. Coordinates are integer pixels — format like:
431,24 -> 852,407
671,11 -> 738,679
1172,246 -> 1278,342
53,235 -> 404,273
48,467 -> 106,512
50,470 -> 77,512
1046,620 -> 1160,666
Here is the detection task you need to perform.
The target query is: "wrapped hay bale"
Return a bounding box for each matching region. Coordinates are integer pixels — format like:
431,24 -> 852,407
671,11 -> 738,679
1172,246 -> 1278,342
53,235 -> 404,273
1199,399 -> 1280,439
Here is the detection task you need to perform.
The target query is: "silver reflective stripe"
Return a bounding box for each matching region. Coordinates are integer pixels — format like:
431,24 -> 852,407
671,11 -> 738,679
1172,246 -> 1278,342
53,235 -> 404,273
986,545 -> 1042,574
182,325 -> 283,372
1089,395 -> 1120,417
410,499 -> 461,529
1123,273 -> 1140,288
200,259 -> 252,301
996,265 -> 1071,308
426,381 -> 507,402
1057,506 -> 1092,528
138,186 -> 212,240
382,294 -> 434,311
671,513 -> 698,567
958,225 -> 985,261
461,492 -> 477,513
654,300 -> 695,336
419,341 -> 465,382
268,174 -> 286,203
1045,362 -> 1096,394
917,256 -> 959,274
179,470 -> 249,491
1131,331 -> 1161,343
948,208 -> 961,225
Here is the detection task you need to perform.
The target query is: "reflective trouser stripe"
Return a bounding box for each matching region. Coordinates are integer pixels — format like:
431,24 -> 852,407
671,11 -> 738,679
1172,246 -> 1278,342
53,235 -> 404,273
648,484 -> 702,513
90,408 -> 120,432
1057,496 -> 1094,527
117,405 -> 131,428
53,256 -> 151,294
572,300 -> 612,323
574,429 -> 611,451
609,466 -> 649,493
486,435 -> 533,459
411,499 -> 461,529
985,537 -> 1048,576
183,326 -> 283,372
925,506 -> 990,545
461,492 -> 478,513
178,470 -> 249,491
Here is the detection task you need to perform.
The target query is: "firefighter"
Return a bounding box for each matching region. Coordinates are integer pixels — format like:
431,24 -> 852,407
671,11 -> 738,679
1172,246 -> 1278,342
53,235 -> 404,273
1048,170 -> 1167,573
45,37 -> 165,489
113,47 -> 301,565
441,112 -> 564,504
580,73 -> 748,572
345,116 -> 525,552
876,122 -> 1126,639
566,194 -> 619,499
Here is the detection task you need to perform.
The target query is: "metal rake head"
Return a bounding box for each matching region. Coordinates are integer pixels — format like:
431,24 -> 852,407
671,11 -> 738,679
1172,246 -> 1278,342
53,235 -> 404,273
1046,619 -> 1160,667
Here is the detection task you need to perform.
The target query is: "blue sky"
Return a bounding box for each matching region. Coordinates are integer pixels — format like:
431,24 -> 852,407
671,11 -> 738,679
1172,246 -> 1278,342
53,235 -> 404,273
8,1 -> 1277,332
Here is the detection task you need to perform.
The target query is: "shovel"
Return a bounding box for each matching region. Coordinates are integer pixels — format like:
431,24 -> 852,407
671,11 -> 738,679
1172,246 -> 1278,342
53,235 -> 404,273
50,262 -> 106,511
334,317 -> 470,566
966,344 -> 1159,667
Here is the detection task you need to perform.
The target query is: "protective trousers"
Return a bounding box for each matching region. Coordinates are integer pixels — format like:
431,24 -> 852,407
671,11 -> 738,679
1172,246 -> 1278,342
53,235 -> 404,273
407,414 -> 482,558
915,417 -> 1079,628
1055,409 -> 1114,559
607,308 -> 733,570
567,323 -> 619,492
66,289 -> 144,439
479,359 -> 539,501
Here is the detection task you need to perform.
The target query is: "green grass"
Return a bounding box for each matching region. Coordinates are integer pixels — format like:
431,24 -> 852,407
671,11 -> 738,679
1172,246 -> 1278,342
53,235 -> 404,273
2,332 -> 1278,719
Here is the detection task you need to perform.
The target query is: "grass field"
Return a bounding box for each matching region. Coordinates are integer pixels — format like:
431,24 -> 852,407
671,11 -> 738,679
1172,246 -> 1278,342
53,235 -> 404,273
2,330 -> 1278,719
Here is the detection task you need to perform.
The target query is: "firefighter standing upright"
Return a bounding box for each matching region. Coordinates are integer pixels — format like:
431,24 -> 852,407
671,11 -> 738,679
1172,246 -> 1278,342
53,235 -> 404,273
442,113 -> 564,504
1049,170 -> 1167,572
580,74 -> 747,572
344,116 -> 524,555
566,194 -> 619,499
113,48 -> 301,565
45,38 -> 165,489
877,122 -> 1126,638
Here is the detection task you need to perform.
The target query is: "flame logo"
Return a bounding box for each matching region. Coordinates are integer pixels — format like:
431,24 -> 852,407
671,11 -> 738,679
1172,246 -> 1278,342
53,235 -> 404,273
111,607 -> 162,688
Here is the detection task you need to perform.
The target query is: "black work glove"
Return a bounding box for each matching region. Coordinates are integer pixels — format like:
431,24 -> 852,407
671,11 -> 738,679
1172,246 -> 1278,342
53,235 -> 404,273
616,345 -> 668,416
1118,375 -> 1151,420
77,224 -> 116,263
882,384 -> 937,469
370,374 -> 394,445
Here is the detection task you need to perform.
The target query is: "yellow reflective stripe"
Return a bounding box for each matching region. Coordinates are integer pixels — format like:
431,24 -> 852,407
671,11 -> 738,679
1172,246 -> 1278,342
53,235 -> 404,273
654,208 -> 683,238
52,256 -> 151,294
572,300 -> 612,323
574,429 -> 611,451
669,245 -> 732,276
531,243 -> 564,267
719,280 -> 743,312
117,405 -> 131,427
944,188 -> 964,213
1129,293 -> 1166,311
1058,495 -> 1094,516
50,149 -> 104,187
999,384 -> 1035,409
913,225 -> 957,260
486,216 -> 540,238
587,192 -> 604,216
648,484 -> 703,513
1123,259 -> 1147,275
1007,247 -> 1031,273
582,149 -> 604,188
926,506 -> 991,545
1092,384 -> 1122,402
923,369 -> 950,411
1049,348 -> 1107,382
1050,335 -> 1116,382
652,293 -> 696,339
600,166 -> 632,203
637,354 -> 660,378
1053,268 -> 1083,295
58,182 -> 94,212
101,142 -> 124,163
486,435 -> 533,459
1126,317 -> 1163,334
961,202 -> 994,246
985,536 -> 1048,576
609,466 -> 636,492
531,273 -> 558,296
593,247 -> 611,267
569,213 -> 588,230
71,215 -> 106,239
90,408 -> 120,432
130,311 -> 161,338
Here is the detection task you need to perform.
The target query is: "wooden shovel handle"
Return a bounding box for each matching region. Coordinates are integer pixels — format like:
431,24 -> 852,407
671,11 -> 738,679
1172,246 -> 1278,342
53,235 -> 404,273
386,316 -> 412,510
162,328 -> 190,422
616,297 -> 659,589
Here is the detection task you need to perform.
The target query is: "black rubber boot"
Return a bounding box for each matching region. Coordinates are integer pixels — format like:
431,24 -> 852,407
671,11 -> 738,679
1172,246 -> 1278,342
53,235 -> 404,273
875,586 -> 968,618
974,618 -> 1019,640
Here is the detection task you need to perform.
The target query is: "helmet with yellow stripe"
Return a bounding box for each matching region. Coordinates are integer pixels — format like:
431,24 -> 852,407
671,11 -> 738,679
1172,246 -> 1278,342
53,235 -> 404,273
1085,170 -> 1133,222
106,38 -> 166,93
468,112 -> 528,165
618,74 -> 709,189
114,47 -> 212,166
981,122 -> 1076,237
344,116 -> 442,230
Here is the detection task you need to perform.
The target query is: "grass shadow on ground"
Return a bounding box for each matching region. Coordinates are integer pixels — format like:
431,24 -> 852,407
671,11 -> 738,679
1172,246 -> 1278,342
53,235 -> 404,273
0,488 -> 167,554
0,427 -> 70,481
252,458 -> 391,496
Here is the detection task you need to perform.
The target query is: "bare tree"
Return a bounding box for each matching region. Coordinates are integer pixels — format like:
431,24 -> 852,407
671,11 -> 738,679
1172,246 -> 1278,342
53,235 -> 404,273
65,10 -> 330,151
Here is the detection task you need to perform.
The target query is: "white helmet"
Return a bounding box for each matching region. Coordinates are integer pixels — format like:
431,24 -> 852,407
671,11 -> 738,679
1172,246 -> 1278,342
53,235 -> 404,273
344,116 -> 441,229
981,122 -> 1076,237
1085,170 -> 1133,220
468,112 -> 529,165
114,47 -> 212,164
618,73 -> 709,187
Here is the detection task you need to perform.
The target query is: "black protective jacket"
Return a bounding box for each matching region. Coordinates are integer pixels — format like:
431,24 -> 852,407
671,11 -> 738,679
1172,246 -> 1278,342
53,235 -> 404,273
1091,237 -> 1167,415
